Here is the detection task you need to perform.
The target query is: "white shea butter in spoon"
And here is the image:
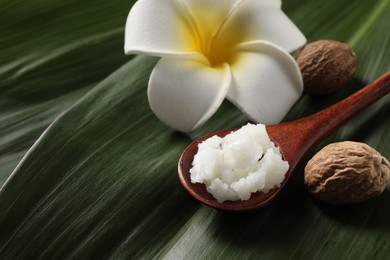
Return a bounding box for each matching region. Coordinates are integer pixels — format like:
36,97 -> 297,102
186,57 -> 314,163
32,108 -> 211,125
190,123 -> 289,203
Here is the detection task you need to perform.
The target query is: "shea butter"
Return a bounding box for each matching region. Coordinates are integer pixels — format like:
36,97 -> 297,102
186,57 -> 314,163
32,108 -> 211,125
190,123 -> 289,202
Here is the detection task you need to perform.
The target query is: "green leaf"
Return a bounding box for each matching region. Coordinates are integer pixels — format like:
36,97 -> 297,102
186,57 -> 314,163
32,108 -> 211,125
1,0 -> 389,258
0,0 -> 137,183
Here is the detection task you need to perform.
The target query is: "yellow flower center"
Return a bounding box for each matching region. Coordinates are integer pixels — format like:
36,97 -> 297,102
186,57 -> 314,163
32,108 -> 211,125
184,8 -> 244,67
200,25 -> 243,67
205,34 -> 236,67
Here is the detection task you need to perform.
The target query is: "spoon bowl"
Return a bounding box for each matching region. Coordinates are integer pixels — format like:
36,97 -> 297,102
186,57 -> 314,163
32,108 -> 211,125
178,71 -> 390,211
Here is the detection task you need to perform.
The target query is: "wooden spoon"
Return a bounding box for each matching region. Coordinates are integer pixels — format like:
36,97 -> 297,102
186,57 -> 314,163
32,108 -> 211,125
178,71 -> 390,211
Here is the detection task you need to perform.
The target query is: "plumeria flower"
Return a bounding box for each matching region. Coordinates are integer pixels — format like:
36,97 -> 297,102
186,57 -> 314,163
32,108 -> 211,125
125,0 -> 306,133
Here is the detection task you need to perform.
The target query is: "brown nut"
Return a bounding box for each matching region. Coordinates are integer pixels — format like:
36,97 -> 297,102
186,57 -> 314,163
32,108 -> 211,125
304,141 -> 390,204
295,40 -> 357,95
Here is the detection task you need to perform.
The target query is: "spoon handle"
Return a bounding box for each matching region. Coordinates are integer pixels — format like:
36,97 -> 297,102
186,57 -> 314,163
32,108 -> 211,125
268,71 -> 390,165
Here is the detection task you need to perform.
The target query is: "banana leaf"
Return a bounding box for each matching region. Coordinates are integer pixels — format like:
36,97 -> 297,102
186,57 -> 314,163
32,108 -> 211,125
0,0 -> 389,258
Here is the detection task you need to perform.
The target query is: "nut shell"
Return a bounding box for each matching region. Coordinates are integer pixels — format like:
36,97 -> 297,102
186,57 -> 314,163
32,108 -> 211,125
304,141 -> 390,204
296,40 -> 357,95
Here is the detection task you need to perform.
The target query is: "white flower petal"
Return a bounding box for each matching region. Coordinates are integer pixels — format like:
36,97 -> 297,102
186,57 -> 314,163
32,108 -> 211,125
219,0 -> 306,53
182,0 -> 239,44
182,0 -> 239,26
125,0 -> 200,59
227,41 -> 303,124
148,59 -> 231,133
